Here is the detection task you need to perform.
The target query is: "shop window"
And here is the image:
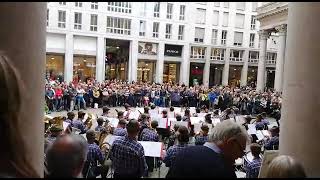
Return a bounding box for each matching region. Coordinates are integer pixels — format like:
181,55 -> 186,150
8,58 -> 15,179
73,56 -> 96,83
46,54 -> 64,82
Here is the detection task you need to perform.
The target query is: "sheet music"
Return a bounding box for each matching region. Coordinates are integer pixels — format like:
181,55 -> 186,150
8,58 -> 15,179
189,107 -> 196,114
156,118 -> 168,129
128,111 -> 140,120
256,130 -> 264,140
167,118 -> 176,126
173,107 -> 181,114
158,107 -> 167,114
197,113 -> 207,117
247,124 -> 257,135
107,118 -> 119,128
136,107 -> 144,114
235,116 -> 245,125
190,117 -> 204,125
103,135 -> 123,145
170,121 -> 188,129
138,141 -> 163,157
262,130 -> 271,137
168,112 -> 175,118
149,109 -> 158,117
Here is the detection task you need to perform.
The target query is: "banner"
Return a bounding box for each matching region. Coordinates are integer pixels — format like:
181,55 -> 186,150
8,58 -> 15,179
164,44 -> 183,57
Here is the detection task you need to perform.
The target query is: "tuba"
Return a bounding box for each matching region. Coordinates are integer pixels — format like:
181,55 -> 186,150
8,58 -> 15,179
83,113 -> 95,129
93,88 -> 100,98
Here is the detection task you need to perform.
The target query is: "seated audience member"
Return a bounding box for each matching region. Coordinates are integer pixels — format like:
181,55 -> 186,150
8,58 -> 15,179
164,126 -> 189,176
264,126 -> 279,150
113,119 -> 128,137
266,155 -> 306,178
82,130 -> 104,178
244,143 -> 262,178
195,124 -> 209,145
168,120 -> 248,178
109,120 -> 148,178
95,117 -> 106,132
46,134 -> 88,178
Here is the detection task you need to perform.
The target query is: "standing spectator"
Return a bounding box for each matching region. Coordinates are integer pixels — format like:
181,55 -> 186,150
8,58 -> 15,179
54,86 -> 63,111
46,86 -> 55,112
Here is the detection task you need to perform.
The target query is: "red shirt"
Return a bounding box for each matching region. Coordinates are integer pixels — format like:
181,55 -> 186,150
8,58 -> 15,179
55,89 -> 63,98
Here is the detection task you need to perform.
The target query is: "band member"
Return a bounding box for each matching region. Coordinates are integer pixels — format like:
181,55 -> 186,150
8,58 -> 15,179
195,123 -> 209,145
113,119 -> 128,137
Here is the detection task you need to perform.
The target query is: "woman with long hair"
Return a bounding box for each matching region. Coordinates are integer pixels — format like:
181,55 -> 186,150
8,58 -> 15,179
0,52 -> 39,177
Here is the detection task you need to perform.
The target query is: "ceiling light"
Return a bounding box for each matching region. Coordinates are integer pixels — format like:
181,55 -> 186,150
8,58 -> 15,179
116,47 -> 120,49
195,66 -> 198,69
145,64 -> 148,66
84,59 -> 87,62
234,69 -> 237,71
215,67 -> 218,70
51,57 -> 55,60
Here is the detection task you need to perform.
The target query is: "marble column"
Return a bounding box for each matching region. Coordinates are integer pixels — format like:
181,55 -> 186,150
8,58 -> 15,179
256,30 -> 269,92
240,49 -> 249,86
65,33 -> 74,83
180,44 -> 190,86
156,42 -> 165,83
95,36 -> 105,82
203,46 -> 211,87
129,39 -> 138,82
222,48 -> 230,86
0,2 -> 46,176
274,24 -> 287,92
280,3 -> 320,177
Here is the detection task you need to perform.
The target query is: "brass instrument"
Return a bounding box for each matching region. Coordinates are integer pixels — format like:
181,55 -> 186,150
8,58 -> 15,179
93,88 -> 100,98
83,113 -> 95,129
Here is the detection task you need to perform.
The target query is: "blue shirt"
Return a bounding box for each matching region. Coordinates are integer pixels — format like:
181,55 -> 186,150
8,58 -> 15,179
110,136 -> 147,177
113,127 -> 128,137
72,119 -> 87,134
245,157 -> 262,178
140,128 -> 159,142
195,135 -> 209,145
95,125 -> 106,132
255,122 -> 265,130
163,144 -> 188,168
87,143 -> 104,167
264,136 -> 279,150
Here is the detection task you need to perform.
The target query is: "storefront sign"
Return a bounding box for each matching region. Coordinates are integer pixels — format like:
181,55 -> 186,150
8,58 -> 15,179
138,42 -> 158,55
164,44 -> 182,57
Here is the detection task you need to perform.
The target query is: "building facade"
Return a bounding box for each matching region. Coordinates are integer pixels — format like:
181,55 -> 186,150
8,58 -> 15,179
46,2 -> 279,88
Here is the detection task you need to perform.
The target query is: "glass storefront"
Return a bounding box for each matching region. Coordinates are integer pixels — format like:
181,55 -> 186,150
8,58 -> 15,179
247,66 -> 258,87
209,64 -> 223,87
137,60 -> 156,83
266,67 -> 275,89
73,56 -> 96,83
189,63 -> 204,86
163,62 -> 180,84
229,65 -> 242,87
46,54 -> 64,82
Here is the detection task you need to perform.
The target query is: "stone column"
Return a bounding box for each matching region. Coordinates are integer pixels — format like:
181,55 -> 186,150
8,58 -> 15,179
156,42 -> 165,83
180,44 -> 190,86
222,48 -> 230,86
280,3 -> 320,177
274,24 -> 287,92
129,39 -> 138,82
95,36 -> 105,82
0,3 -> 46,176
65,33 -> 74,83
203,46 -> 211,87
240,49 -> 249,86
256,30 -> 269,92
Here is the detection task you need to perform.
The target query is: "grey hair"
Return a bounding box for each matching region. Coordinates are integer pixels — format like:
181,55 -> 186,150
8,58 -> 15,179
266,155 -> 306,178
46,134 -> 88,177
208,119 -> 249,143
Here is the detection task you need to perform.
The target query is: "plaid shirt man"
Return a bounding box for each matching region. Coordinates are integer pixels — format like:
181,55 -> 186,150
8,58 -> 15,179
140,128 -> 159,142
195,135 -> 208,145
264,136 -> 279,150
110,136 -> 148,177
113,127 -> 128,136
244,157 -> 262,178
95,125 -> 106,132
87,143 -> 104,167
72,119 -> 87,134
163,144 -> 188,168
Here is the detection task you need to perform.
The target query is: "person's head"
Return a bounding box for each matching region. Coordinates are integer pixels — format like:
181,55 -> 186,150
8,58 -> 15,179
266,155 -> 306,178
176,114 -> 182,121
102,106 -> 110,114
150,104 -> 156,109
209,120 -> 249,164
126,119 -> 140,138
250,143 -> 261,158
97,117 -> 104,126
205,114 -> 212,124
124,103 -> 130,110
150,120 -> 159,129
46,134 -> 88,177
170,107 -> 174,112
261,112 -> 267,118
118,119 -> 127,128
244,115 -> 252,124
67,112 -> 75,120
173,124 -> 180,132
270,126 -> 280,137
256,114 -> 263,122
184,109 -> 190,116
177,126 -> 189,144
162,109 -> 168,117
214,109 -> 219,115
201,124 -> 210,135
85,129 -> 96,143
117,111 -> 124,119
196,108 -> 201,114
144,106 -> 149,114
139,113 -> 148,123
78,111 -> 85,119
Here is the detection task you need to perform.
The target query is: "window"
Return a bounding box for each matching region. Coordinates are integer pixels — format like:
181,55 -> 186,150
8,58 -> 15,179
179,5 -> 185,20
59,2 -> 66,5
221,30 -> 227,45
230,50 -> 244,62
190,47 -> 206,59
152,22 -> 159,38
235,13 -> 245,28
58,10 -> 66,28
252,2 -> 258,12
140,2 -> 147,16
234,32 -> 243,46
154,2 -> 160,17
222,12 -> 229,27
249,33 -> 255,47
267,52 -> 277,64
74,12 -> 82,30
178,25 -> 184,40
75,2 -> 82,7
211,48 -> 225,61
212,10 -> 219,26
249,51 -> 259,63
107,2 -> 132,13
212,29 -> 218,45
91,2 -> 98,9
165,24 -> 172,39
251,16 -> 256,30
139,20 -> 146,36
224,2 -> 229,8
196,8 -> 206,24
47,9 -> 49,26
90,14 -> 98,31
236,2 -> 245,10
214,2 -> 220,7
167,3 -> 173,19
106,16 -> 131,35
194,27 -> 205,43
